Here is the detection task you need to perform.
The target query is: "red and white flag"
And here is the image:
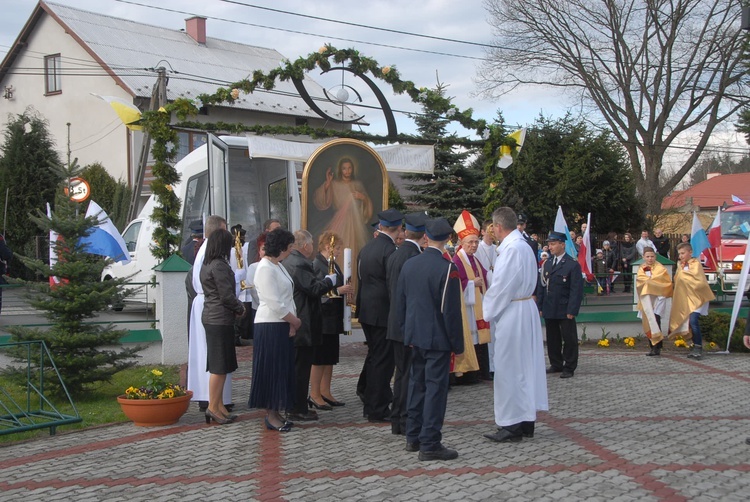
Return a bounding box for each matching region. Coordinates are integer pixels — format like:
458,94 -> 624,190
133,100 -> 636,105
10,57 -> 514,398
578,213 -> 594,281
706,207 -> 721,270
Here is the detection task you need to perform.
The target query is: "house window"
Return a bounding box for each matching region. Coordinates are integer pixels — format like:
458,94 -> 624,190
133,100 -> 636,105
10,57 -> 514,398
44,54 -> 62,94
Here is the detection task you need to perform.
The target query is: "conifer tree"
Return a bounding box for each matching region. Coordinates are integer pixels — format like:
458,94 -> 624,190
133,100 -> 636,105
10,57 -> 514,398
6,161 -> 140,396
403,84 -> 484,223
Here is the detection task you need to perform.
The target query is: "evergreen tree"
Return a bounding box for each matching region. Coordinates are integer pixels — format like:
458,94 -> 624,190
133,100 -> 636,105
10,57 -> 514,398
403,84 -> 484,223
0,109 -> 63,279
5,161 -> 140,396
491,114 -> 643,234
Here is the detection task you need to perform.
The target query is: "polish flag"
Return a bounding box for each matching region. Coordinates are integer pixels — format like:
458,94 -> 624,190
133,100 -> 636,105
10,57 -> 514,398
731,195 -> 746,205
578,213 -> 594,281
706,207 -> 721,270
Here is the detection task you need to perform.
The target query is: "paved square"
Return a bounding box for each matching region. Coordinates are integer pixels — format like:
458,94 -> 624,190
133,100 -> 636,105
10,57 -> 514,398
1,343 -> 749,501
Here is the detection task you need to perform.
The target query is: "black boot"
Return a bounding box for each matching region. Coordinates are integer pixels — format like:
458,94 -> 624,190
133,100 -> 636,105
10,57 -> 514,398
654,341 -> 662,356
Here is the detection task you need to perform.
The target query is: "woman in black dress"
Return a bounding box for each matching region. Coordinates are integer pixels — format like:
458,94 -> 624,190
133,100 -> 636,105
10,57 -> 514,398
309,231 -> 354,409
200,229 -> 246,425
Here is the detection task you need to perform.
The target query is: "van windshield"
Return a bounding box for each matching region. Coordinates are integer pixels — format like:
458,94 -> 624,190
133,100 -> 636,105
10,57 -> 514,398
721,210 -> 750,238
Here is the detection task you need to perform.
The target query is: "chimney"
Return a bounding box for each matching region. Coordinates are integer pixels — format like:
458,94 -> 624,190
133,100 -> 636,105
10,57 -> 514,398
185,16 -> 206,44
706,172 -> 720,180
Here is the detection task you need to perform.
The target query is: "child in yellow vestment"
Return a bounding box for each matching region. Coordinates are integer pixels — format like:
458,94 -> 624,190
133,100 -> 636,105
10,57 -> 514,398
636,248 -> 673,356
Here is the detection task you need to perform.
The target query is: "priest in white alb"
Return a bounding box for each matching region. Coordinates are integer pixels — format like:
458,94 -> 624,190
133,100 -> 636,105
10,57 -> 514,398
482,207 -> 548,443
188,215 -> 233,409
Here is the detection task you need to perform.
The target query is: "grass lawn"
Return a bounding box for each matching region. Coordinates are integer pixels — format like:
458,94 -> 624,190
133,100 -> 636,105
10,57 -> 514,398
0,365 -> 181,444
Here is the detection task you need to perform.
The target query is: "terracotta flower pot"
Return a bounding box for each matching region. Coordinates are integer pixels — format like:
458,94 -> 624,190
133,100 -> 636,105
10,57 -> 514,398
117,391 -> 193,427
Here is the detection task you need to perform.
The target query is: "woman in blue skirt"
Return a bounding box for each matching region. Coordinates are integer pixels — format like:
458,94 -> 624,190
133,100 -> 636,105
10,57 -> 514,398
248,228 -> 300,431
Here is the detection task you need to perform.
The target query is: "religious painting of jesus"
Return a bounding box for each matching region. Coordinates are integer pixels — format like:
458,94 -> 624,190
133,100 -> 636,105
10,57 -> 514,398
302,139 -> 388,271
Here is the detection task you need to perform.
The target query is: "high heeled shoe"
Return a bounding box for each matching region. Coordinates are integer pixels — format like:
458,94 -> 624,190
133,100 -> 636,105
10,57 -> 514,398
307,396 -> 333,411
322,396 -> 345,407
205,409 -> 233,425
265,417 -> 292,432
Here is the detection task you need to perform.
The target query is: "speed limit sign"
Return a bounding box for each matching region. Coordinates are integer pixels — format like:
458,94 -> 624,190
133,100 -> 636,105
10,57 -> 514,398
64,177 -> 91,203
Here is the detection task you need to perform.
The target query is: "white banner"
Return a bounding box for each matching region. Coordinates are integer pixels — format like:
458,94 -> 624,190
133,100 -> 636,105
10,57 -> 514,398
245,134 -> 435,174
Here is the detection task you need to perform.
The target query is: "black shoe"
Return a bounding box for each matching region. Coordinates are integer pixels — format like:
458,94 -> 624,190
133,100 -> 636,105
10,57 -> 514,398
418,446 -> 458,461
322,396 -> 345,407
391,423 -> 402,435
560,371 -> 574,379
484,429 -> 522,443
367,416 -> 390,423
224,403 -> 235,412
405,441 -> 420,452
546,367 -> 563,374
287,411 -> 319,421
521,421 -> 535,438
307,397 -> 333,411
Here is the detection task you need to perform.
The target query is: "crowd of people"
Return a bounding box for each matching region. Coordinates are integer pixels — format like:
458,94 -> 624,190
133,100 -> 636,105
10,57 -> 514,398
182,209 -> 748,460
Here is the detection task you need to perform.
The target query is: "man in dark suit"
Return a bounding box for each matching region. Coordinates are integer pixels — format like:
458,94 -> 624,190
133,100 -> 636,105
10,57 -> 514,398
282,230 -> 337,422
536,231 -> 584,379
386,212 -> 427,435
356,208 -> 404,422
395,218 -> 464,461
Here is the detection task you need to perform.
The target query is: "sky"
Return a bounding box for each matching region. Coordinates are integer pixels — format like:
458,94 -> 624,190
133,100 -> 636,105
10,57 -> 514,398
0,0 -> 747,169
0,0 -> 566,138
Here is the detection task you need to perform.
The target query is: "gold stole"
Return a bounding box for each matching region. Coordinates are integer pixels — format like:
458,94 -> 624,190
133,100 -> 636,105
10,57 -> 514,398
668,258 -> 715,338
456,249 -> 491,344
636,261 -> 673,343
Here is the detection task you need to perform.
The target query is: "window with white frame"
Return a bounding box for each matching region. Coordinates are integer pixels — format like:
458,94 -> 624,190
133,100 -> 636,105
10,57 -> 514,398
44,54 -> 61,94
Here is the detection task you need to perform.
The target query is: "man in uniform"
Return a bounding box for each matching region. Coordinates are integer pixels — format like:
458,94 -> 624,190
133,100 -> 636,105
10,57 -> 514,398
181,220 -> 203,266
537,231 -> 584,379
356,208 -> 404,422
517,214 -> 538,257
482,207 -> 548,443
395,218 -> 464,461
386,212 -> 427,435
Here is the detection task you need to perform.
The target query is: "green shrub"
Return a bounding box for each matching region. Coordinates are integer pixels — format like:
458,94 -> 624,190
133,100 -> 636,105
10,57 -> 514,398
698,311 -> 748,353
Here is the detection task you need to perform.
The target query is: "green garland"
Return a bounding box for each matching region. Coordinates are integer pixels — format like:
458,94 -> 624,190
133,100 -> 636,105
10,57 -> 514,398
143,45 -> 522,258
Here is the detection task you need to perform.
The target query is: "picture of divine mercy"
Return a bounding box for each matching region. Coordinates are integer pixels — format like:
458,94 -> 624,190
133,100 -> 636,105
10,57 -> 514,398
313,157 -> 373,261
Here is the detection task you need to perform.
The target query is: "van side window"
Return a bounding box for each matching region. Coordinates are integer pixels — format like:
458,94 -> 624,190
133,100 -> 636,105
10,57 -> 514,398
122,222 -> 142,253
182,172 -> 209,244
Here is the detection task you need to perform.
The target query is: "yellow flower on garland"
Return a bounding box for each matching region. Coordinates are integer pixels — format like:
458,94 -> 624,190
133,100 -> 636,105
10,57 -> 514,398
598,339 -> 610,347
382,66 -> 391,75
230,88 -> 240,100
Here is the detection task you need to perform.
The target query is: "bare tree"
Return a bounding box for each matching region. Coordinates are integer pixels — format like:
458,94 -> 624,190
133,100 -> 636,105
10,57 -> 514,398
478,0 -> 748,214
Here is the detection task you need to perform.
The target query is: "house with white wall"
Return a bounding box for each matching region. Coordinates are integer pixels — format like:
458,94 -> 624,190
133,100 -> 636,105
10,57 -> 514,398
0,1 -> 356,209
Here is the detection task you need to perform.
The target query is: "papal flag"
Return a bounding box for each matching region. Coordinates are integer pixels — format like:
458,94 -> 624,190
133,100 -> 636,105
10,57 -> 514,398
497,128 -> 526,169
91,93 -> 143,130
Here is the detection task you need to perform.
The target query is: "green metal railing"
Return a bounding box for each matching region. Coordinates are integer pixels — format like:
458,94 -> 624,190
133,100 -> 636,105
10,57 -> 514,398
0,340 -> 81,436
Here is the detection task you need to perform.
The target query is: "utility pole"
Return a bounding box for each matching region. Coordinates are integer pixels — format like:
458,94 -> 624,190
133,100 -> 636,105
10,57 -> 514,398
127,67 -> 168,222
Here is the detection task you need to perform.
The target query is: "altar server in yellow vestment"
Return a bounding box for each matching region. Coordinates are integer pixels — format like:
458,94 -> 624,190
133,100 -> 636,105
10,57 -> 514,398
636,247 -> 673,356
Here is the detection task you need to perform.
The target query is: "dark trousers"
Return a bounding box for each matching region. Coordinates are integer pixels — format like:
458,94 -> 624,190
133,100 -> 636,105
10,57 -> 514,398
545,318 -> 579,373
361,323 -> 394,419
475,343 -> 491,379
290,345 -> 314,414
235,302 -> 254,342
406,347 -> 451,451
390,341 -> 412,432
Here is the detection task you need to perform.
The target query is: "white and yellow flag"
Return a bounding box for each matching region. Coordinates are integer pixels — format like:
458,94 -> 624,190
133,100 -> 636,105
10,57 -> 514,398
497,128 -> 526,169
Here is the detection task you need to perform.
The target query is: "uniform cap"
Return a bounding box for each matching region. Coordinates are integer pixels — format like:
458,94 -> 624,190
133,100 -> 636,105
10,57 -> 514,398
378,208 -> 405,227
404,212 -> 427,232
189,220 -> 203,234
547,231 -> 567,242
426,218 -> 453,241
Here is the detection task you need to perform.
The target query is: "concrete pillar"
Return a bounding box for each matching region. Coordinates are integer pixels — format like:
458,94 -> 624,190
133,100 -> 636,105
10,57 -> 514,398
153,254 -> 191,365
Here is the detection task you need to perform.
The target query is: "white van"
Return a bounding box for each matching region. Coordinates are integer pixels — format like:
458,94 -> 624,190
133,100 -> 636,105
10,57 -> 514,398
102,134 -> 302,297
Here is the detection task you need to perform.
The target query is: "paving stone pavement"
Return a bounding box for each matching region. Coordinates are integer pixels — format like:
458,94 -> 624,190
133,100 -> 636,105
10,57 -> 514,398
1,343 -> 749,501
